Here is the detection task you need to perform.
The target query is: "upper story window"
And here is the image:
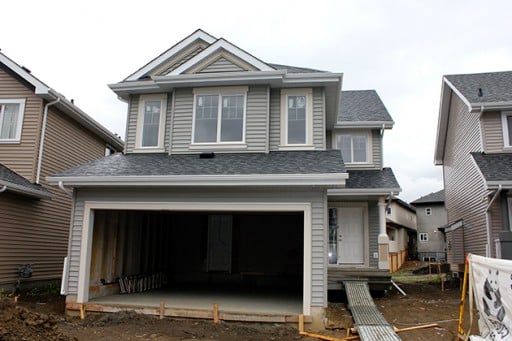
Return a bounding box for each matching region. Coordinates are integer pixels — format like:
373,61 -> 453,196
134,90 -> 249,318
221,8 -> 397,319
336,133 -> 369,163
280,88 -> 313,149
425,207 -> 432,216
419,233 -> 428,242
136,94 -> 167,150
193,87 -> 247,144
386,207 -> 392,215
0,99 -> 25,143
501,111 -> 512,148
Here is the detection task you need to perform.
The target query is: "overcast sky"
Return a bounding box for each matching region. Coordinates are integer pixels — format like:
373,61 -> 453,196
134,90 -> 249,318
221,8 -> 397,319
2,0 -> 511,201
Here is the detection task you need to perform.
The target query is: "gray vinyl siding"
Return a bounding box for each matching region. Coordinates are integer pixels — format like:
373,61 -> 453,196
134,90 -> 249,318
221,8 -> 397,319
489,200 -> 503,248
125,95 -> 138,153
269,89 -> 281,150
482,111 -> 505,153
198,57 -> 246,73
443,93 -> 488,260
66,187 -> 327,307
371,129 -> 382,168
414,203 -> 447,259
164,93 -> 173,151
331,128 -> 381,169
171,86 -> 268,153
368,201 -> 379,268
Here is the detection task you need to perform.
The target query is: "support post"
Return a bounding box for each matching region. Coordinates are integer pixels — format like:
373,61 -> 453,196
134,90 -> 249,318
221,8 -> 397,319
378,198 -> 390,270
159,300 -> 165,320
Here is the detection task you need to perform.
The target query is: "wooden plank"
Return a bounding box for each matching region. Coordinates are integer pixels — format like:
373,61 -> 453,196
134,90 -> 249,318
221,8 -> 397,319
298,314 -> 304,333
213,303 -> 219,324
159,300 -> 164,320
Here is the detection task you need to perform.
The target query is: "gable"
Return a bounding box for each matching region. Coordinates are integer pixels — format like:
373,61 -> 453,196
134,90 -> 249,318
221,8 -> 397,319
149,40 -> 210,77
185,49 -> 258,74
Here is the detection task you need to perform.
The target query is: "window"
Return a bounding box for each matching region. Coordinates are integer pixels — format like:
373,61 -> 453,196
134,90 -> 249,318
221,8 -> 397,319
425,207 -> 432,216
419,233 -> 428,242
336,133 -> 369,163
0,99 -> 25,143
280,88 -> 313,147
502,111 -> 512,148
193,87 -> 246,144
386,207 -> 392,215
137,94 -> 167,149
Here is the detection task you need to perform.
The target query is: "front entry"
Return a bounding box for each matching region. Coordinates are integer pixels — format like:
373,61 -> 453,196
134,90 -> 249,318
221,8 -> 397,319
337,207 -> 365,265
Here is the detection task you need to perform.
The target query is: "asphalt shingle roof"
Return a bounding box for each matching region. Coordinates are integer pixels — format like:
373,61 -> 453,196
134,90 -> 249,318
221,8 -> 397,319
338,90 -> 394,123
0,163 -> 50,198
411,189 -> 445,204
471,152 -> 512,182
51,150 -> 346,178
345,168 -> 400,190
445,71 -> 512,104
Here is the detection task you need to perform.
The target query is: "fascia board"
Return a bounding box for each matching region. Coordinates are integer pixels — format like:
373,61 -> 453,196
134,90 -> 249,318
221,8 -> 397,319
125,30 -> 217,81
328,188 -> 401,196
487,181 -> 512,189
0,52 -> 50,94
335,121 -> 394,129
443,77 -> 472,109
169,38 -> 274,75
470,102 -> 512,112
152,70 -> 285,84
47,173 -> 348,187
434,81 -> 453,164
0,180 -> 51,199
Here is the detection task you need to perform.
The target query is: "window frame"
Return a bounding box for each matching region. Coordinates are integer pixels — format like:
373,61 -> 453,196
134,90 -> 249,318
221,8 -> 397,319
334,131 -> 371,164
501,111 -> 512,148
279,88 -> 314,149
191,86 -> 248,146
0,99 -> 26,143
135,94 -> 167,151
425,207 -> 432,216
419,233 -> 428,242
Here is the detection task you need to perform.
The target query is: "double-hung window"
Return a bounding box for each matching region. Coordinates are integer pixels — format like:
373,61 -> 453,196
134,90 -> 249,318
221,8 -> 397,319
280,88 -> 313,148
336,133 -> 369,163
0,99 -> 25,143
501,111 -> 512,148
193,87 -> 246,144
137,94 -> 167,150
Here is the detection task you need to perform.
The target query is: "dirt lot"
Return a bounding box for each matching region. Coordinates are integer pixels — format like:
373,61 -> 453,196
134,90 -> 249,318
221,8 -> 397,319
1,268 -> 480,340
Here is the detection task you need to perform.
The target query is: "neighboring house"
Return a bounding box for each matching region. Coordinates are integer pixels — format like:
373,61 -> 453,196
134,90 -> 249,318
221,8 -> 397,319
0,52 -> 124,289
385,197 -> 417,271
411,190 -> 447,262
435,71 -> 512,272
47,30 -> 400,325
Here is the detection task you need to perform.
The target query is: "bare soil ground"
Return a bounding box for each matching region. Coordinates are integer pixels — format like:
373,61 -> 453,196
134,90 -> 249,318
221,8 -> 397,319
1,263 -> 480,340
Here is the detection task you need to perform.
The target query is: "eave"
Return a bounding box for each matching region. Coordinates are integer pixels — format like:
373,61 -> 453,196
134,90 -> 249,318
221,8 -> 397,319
328,187 -> 401,197
0,180 -> 51,199
47,173 -> 349,188
334,121 -> 394,129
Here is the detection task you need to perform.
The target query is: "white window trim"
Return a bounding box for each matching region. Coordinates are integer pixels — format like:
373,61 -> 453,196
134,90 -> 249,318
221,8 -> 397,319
333,130 -> 372,164
191,86 -> 248,145
279,88 -> 314,149
0,98 -> 26,143
501,111 -> 512,149
135,94 -> 167,151
425,207 -> 432,216
419,232 -> 429,242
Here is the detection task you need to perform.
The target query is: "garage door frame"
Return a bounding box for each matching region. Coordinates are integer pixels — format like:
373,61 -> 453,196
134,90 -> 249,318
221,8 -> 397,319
78,201 -> 312,315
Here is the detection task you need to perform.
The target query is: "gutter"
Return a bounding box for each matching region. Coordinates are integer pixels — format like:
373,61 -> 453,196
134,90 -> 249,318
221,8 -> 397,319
485,184 -> 502,257
36,98 -> 61,184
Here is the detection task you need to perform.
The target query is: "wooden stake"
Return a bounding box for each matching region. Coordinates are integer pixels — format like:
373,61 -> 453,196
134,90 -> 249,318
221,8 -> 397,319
298,314 -> 304,333
159,300 -> 165,320
213,303 -> 219,324
80,303 -> 86,320
394,323 -> 439,333
299,331 -> 353,341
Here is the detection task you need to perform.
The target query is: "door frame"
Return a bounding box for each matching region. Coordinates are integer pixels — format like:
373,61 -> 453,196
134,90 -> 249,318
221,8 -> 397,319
78,201 -> 312,315
328,202 -> 369,267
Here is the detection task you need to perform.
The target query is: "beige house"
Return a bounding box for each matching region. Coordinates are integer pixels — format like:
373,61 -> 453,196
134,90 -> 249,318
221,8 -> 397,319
385,198 -> 417,271
435,71 -> 512,272
0,51 -> 123,289
48,30 -> 400,325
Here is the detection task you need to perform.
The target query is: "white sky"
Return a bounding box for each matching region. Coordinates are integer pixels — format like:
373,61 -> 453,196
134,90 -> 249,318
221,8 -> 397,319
2,0 -> 511,201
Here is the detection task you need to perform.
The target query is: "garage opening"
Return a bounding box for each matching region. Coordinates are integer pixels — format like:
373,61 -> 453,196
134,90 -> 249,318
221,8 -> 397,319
86,210 -> 304,317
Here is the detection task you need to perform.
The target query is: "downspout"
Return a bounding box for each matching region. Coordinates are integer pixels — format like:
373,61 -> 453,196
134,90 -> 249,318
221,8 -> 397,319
485,184 -> 502,257
36,97 -> 61,184
60,189 -> 76,295
0,185 -> 7,193
58,181 -> 72,196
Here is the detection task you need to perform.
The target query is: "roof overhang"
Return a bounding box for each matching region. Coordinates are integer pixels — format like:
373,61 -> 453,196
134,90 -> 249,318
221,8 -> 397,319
486,181 -> 512,190
327,187 -> 401,197
334,121 -> 394,129
48,172 -> 349,188
0,180 -> 51,199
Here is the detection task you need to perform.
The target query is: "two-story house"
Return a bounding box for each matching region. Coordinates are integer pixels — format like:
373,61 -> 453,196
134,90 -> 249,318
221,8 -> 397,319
411,190 -> 447,262
435,71 -> 512,272
0,51 -> 123,289
385,197 -> 417,271
47,30 -> 399,326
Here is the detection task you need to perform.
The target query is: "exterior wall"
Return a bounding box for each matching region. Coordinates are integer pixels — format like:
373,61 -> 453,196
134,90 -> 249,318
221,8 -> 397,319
0,106 -> 107,286
386,202 -> 417,229
443,93 -> 488,259
481,111 -> 505,153
66,187 -> 328,308
197,57 -> 246,73
330,128 -> 382,169
0,66 -> 43,182
414,203 -> 447,261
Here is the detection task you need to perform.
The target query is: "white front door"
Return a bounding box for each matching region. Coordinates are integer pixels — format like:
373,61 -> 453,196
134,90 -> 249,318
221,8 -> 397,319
337,207 -> 365,265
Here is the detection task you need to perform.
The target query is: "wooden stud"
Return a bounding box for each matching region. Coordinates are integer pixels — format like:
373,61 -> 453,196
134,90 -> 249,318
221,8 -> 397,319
298,314 -> 304,333
80,303 -> 86,320
394,323 -> 439,333
159,300 -> 165,320
213,303 -> 219,324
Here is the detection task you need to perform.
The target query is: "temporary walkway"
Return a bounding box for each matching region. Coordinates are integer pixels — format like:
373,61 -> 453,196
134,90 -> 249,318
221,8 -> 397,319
343,280 -> 401,341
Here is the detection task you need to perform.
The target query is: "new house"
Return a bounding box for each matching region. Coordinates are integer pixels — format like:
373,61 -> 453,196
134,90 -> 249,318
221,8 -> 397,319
0,51 -> 123,288
385,197 -> 417,271
47,30 -> 400,325
435,71 -> 512,271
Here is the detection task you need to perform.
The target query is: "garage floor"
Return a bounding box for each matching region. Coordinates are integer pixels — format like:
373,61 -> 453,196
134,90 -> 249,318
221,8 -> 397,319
89,287 -> 302,315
